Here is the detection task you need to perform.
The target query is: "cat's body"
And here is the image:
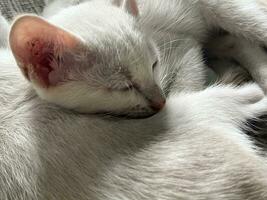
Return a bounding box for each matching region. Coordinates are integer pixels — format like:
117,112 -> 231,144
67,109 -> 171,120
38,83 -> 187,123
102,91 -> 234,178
137,0 -> 267,93
1,0 -> 267,199
2,54 -> 267,199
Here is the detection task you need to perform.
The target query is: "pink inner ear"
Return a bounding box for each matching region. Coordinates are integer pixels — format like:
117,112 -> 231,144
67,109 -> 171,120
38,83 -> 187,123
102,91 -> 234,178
26,38 -> 54,87
9,15 -> 80,88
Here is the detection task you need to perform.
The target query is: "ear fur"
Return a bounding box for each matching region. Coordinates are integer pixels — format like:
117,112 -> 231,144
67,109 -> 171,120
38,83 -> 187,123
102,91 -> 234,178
9,15 -> 81,87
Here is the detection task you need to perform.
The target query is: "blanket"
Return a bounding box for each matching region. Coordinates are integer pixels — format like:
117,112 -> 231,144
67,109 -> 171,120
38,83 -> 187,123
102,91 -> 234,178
0,0 -> 44,20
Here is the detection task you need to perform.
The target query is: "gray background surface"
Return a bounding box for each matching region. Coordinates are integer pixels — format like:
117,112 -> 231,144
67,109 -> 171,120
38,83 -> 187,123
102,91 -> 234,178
0,0 -> 44,20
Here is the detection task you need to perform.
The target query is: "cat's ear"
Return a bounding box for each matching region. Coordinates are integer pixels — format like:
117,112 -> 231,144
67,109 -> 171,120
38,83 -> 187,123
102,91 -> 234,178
112,0 -> 139,17
9,15 -> 81,87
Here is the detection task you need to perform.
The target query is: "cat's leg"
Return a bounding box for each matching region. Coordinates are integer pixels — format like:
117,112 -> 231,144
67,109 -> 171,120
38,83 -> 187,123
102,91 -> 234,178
198,1 -> 267,92
205,34 -> 267,92
176,83 -> 267,127
200,0 -> 267,42
166,83 -> 267,198
0,12 -> 9,48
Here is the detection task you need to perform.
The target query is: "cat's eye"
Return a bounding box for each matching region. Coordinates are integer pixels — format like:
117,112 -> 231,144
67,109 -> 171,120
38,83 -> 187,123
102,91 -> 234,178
152,60 -> 158,70
120,84 -> 134,91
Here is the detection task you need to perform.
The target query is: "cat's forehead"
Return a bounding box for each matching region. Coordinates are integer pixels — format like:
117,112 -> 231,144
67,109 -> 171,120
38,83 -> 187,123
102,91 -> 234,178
50,2 -> 155,78
53,2 -> 138,36
50,1 -> 153,61
68,38 -> 148,77
83,40 -> 148,72
79,29 -> 151,68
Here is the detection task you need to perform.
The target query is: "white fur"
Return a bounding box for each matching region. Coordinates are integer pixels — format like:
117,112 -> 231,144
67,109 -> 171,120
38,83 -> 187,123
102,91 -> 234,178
1,0 -> 267,199
1,55 -> 267,198
9,2 -> 165,117
206,34 -> 267,92
33,0 -> 267,113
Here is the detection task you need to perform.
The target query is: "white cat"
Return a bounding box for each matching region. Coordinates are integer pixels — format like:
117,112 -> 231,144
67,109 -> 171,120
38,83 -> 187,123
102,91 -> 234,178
5,0 -> 267,117
9,2 -> 168,118
1,0 -> 267,199
1,58 -> 267,199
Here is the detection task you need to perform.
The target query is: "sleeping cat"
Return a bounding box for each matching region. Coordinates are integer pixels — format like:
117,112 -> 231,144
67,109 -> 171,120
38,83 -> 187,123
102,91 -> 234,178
2,43 -> 267,199
3,0 -> 267,118
2,0 -> 267,199
9,2 -> 169,118
2,51 -> 267,199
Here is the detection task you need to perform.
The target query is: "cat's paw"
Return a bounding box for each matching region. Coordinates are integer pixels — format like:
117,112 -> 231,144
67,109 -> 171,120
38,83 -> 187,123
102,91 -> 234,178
233,83 -> 264,103
201,84 -> 267,123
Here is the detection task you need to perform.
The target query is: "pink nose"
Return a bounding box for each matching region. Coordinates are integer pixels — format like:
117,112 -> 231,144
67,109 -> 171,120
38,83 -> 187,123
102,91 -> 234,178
150,99 -> 166,111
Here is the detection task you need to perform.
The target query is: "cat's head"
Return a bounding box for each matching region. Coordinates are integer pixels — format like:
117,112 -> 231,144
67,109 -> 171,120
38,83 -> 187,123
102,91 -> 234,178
9,0 -> 165,118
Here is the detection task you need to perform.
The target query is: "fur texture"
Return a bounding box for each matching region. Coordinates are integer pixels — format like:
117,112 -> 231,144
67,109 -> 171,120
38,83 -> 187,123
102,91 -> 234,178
1,0 -> 267,199
9,0 -> 267,115
1,59 -> 267,199
9,1 -> 167,118
206,33 -> 267,89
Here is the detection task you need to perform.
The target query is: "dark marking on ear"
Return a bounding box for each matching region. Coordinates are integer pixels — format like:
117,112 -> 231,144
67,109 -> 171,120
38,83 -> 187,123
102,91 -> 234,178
26,38 -> 55,87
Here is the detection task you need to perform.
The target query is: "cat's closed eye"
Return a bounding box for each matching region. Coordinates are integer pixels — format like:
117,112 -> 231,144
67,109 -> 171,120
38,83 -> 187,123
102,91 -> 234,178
120,84 -> 134,91
152,60 -> 158,70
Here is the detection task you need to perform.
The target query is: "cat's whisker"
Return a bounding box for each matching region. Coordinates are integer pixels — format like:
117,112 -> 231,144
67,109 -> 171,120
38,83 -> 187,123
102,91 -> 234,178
166,37 -> 174,65
160,46 -> 183,52
158,38 -> 186,48
162,5 -> 192,32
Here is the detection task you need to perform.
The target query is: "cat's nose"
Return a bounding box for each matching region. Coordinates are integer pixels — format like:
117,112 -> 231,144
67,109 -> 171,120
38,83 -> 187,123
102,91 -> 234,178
141,83 -> 166,111
150,99 -> 166,111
